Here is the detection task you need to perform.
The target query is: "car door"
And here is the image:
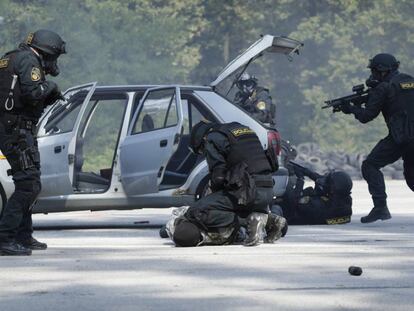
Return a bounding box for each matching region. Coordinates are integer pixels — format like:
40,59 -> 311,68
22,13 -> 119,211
119,86 -> 183,195
36,82 -> 97,197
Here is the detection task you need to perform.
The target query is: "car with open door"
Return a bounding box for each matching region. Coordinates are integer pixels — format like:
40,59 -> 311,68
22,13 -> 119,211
0,34 -> 303,214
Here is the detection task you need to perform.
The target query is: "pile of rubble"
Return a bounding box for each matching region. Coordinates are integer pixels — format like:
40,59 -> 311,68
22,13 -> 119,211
287,142 -> 404,180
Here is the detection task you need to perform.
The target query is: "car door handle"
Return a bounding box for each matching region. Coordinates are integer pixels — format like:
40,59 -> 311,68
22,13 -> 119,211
160,139 -> 168,147
54,145 -> 63,153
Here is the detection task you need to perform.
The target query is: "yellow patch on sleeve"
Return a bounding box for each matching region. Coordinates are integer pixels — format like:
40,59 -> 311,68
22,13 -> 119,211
256,101 -> 267,110
0,58 -> 9,69
400,82 -> 414,90
26,32 -> 34,45
31,67 -> 41,81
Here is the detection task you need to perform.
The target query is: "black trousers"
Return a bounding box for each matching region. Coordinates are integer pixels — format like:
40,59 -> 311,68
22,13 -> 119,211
361,134 -> 414,206
0,124 -> 41,243
186,187 -> 273,231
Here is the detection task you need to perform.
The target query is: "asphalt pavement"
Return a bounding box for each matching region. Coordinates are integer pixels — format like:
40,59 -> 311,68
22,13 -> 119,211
0,180 -> 413,311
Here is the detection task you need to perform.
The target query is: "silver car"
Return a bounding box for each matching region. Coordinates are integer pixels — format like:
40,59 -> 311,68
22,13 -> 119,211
0,35 -> 303,214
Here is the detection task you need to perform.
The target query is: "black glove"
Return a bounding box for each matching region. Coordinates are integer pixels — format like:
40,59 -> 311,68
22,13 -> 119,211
292,165 -> 305,179
44,81 -> 64,106
340,102 -> 354,114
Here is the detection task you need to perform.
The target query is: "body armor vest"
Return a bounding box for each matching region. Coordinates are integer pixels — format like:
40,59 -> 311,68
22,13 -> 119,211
214,122 -> 271,175
386,73 -> 414,144
0,51 -> 24,113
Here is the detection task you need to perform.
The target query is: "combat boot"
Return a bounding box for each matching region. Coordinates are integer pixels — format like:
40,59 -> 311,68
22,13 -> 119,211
17,237 -> 47,250
243,212 -> 268,246
361,206 -> 392,223
0,241 -> 32,256
264,214 -> 287,243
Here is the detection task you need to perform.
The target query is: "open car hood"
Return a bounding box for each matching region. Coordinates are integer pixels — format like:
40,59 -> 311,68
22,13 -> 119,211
210,34 -> 303,88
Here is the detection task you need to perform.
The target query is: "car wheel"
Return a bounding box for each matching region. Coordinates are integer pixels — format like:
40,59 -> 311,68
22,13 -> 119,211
195,175 -> 212,199
0,183 -> 7,217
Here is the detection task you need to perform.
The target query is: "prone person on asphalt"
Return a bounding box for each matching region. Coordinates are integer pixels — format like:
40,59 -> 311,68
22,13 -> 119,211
276,162 -> 353,225
338,54 -> 414,223
164,120 -> 287,247
0,30 -> 66,256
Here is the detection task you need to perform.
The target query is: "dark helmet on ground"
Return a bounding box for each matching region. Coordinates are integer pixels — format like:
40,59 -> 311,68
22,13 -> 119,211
368,53 -> 399,72
173,219 -> 202,247
26,29 -> 66,57
189,120 -> 215,154
236,72 -> 258,95
328,171 -> 353,196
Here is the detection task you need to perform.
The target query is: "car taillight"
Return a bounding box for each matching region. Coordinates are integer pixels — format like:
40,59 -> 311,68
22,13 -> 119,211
267,130 -> 281,155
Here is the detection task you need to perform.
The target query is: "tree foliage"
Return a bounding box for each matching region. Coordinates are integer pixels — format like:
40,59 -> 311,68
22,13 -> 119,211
1,0 -> 414,153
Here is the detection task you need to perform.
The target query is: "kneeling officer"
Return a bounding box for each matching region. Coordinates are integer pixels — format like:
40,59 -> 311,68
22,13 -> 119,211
170,121 -> 286,247
0,30 -> 66,256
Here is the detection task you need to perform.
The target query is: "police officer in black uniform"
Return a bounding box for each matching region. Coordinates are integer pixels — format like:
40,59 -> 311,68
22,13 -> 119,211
279,163 -> 353,225
0,30 -> 66,255
340,53 -> 414,223
171,120 -> 287,247
234,73 -> 275,124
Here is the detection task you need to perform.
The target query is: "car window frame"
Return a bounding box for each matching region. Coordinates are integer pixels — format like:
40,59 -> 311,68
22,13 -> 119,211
130,88 -> 179,135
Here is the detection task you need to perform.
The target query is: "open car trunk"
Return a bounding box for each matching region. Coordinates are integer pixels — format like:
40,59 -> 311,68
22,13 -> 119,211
210,34 -> 303,102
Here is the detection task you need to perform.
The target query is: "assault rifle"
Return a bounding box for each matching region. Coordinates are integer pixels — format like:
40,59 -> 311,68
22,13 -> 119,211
322,84 -> 370,112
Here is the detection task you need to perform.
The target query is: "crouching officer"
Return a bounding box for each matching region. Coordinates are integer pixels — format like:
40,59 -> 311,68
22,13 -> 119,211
234,73 -> 275,125
0,30 -> 66,255
339,53 -> 414,223
168,120 -> 287,247
278,162 -> 353,225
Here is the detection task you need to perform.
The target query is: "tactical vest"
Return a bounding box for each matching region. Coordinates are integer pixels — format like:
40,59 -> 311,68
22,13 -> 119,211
214,122 -> 271,175
0,51 -> 24,113
387,73 -> 414,144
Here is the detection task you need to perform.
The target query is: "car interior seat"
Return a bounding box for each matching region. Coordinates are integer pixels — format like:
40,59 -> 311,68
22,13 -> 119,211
142,114 -> 155,132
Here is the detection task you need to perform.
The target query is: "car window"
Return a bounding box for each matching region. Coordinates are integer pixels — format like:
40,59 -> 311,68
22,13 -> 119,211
37,90 -> 88,137
79,95 -> 128,173
132,88 -> 177,134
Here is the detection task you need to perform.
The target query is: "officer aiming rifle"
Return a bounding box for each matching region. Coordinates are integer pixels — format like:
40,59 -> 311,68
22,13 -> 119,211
322,84 -> 370,112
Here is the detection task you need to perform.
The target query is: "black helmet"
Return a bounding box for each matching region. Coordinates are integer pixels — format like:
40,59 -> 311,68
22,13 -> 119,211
328,171 -> 353,196
368,53 -> 399,72
189,120 -> 215,154
173,219 -> 202,247
236,72 -> 257,95
26,29 -> 66,58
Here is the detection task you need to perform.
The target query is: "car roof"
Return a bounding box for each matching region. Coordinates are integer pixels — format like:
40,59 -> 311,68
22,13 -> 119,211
93,85 -> 213,93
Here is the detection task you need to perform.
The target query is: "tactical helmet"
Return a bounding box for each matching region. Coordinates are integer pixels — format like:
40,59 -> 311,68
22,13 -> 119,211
173,219 -> 202,247
26,29 -> 66,58
236,72 -> 258,95
189,120 -> 215,154
328,171 -> 353,196
368,53 -> 399,72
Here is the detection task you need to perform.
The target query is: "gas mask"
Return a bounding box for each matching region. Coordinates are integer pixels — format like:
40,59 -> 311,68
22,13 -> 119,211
237,80 -> 256,96
43,55 -> 60,76
365,74 -> 380,88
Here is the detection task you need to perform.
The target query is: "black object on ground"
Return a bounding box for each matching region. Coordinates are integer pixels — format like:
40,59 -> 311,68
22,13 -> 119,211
348,266 -> 363,276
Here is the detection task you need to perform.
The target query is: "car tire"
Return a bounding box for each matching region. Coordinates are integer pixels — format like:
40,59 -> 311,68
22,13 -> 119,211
0,183 -> 7,217
195,175 -> 211,200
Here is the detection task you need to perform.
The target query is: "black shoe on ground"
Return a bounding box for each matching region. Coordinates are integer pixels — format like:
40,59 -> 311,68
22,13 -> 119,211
0,241 -> 32,256
264,214 -> 287,243
243,213 -> 268,247
159,225 -> 169,238
361,206 -> 392,223
17,237 -> 48,250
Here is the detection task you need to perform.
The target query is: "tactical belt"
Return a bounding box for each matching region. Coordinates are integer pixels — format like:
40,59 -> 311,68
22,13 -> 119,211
0,113 -> 37,134
252,174 -> 273,188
